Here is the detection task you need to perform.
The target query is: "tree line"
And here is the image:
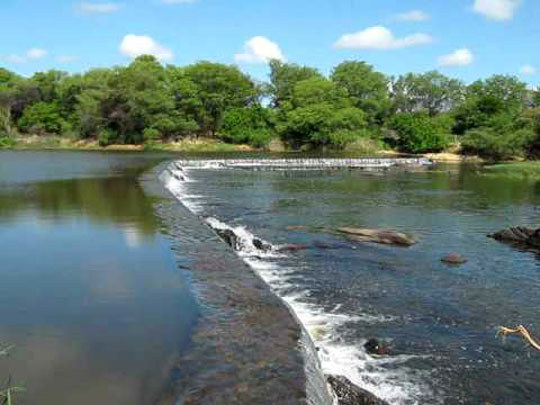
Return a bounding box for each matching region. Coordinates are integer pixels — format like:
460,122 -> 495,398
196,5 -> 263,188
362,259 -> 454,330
1,55 -> 540,159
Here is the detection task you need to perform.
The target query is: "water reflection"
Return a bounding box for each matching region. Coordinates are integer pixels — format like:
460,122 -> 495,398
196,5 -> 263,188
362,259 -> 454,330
0,151 -> 196,405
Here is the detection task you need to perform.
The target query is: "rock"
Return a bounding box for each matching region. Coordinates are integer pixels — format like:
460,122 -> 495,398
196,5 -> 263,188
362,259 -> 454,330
286,225 -> 309,232
327,375 -> 390,405
252,238 -> 272,252
363,339 -> 388,355
215,228 -> 240,251
338,228 -> 416,247
277,244 -> 308,252
441,253 -> 467,265
489,226 -> 540,248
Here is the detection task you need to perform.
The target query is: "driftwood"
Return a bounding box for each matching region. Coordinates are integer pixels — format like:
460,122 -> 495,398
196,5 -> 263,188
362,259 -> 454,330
497,325 -> 540,351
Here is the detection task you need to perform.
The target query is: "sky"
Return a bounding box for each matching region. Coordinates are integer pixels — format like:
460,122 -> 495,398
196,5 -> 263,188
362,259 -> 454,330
2,0 -> 540,86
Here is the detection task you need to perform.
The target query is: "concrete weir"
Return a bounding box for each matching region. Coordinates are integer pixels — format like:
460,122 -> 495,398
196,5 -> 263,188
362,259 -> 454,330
172,157 -> 434,170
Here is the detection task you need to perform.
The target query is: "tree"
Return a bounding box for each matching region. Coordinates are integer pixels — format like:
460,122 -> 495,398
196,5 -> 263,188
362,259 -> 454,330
18,102 -> 65,134
392,71 -> 464,116
331,61 -> 390,124
268,60 -> 322,109
453,75 -> 527,135
184,61 -> 258,136
388,112 -> 450,153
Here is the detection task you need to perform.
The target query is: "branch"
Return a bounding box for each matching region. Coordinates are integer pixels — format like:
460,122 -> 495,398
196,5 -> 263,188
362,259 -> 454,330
497,325 -> 540,351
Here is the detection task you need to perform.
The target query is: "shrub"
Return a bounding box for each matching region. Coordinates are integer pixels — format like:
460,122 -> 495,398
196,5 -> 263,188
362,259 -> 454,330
143,127 -> 161,144
97,128 -> 118,147
0,134 -> 15,149
221,107 -> 274,147
389,113 -> 450,153
461,127 -> 535,160
18,102 -> 65,134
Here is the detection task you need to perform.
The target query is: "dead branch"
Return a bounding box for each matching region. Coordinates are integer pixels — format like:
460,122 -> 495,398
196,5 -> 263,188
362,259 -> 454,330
497,325 -> 540,351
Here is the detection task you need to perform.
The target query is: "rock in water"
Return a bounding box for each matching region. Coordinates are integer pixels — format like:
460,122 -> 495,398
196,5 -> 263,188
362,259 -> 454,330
327,375 -> 390,405
338,228 -> 415,247
363,338 -> 388,355
252,237 -> 272,252
214,228 -> 240,251
441,253 -> 467,265
489,226 -> 540,248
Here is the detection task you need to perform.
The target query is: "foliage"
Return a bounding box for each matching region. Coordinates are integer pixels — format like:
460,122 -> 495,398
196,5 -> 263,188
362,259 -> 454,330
392,71 -> 464,116
0,56 -> 538,157
18,102 -> 65,134
331,61 -> 390,124
389,113 -> 450,153
221,106 -> 273,147
461,127 -> 535,160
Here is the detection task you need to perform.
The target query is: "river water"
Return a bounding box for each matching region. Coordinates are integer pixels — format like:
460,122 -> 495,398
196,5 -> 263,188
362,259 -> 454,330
2,151 -> 540,404
167,162 -> 540,404
0,151 -> 199,405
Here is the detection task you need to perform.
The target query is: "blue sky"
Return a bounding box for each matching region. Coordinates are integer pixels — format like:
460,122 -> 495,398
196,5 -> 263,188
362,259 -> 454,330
2,0 -> 539,86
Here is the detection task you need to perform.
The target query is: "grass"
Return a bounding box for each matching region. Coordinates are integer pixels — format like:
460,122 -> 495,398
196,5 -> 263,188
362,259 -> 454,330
0,345 -> 24,405
482,161 -> 540,180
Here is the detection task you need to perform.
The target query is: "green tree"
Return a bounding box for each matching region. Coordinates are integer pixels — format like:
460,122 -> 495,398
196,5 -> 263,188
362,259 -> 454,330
388,112 -> 450,153
268,60 -> 322,109
18,102 -> 65,134
392,71 -> 464,117
331,61 -> 390,124
184,61 -> 258,136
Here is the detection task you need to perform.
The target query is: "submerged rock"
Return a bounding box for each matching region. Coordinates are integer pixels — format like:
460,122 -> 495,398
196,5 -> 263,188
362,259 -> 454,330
327,375 -> 390,405
252,237 -> 272,252
441,253 -> 467,265
363,338 -> 388,355
489,226 -> 540,249
338,228 -> 416,247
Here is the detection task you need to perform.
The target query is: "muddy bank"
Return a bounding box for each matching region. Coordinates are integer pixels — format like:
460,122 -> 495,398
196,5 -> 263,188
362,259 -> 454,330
141,164 -> 332,404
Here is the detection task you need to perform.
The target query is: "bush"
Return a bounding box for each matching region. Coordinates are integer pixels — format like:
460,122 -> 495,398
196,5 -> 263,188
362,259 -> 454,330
97,128 -> 118,147
18,102 -> 65,134
0,134 -> 16,149
389,113 -> 450,153
461,127 -> 535,160
221,107 -> 274,147
143,128 -> 161,144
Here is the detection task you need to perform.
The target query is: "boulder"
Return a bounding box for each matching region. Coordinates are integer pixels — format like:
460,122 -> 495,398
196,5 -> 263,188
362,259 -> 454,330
488,226 -> 540,249
327,375 -> 390,405
364,338 -> 388,355
252,238 -> 272,252
441,253 -> 467,265
215,228 -> 240,251
338,228 -> 415,247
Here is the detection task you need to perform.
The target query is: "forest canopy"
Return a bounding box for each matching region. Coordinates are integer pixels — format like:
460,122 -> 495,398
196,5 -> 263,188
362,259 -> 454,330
1,55 -> 540,158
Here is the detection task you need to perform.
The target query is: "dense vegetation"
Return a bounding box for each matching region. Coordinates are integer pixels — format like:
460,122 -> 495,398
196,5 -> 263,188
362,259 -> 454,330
1,55 -> 540,158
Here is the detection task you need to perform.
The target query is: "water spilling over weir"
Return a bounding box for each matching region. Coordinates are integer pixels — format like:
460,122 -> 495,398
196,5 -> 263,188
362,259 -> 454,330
158,157 -> 435,404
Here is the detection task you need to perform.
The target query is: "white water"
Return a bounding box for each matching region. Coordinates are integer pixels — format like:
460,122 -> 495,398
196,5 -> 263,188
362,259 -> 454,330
162,162 -> 436,405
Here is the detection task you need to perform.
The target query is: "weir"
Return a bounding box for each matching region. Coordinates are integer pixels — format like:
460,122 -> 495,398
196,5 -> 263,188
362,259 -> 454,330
172,157 -> 434,170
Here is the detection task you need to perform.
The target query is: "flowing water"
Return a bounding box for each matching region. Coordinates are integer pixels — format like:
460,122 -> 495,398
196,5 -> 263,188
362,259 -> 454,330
166,161 -> 540,405
3,150 -> 540,405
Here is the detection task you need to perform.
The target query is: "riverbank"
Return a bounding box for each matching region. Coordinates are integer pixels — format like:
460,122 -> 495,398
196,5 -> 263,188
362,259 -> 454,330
0,134 -> 494,165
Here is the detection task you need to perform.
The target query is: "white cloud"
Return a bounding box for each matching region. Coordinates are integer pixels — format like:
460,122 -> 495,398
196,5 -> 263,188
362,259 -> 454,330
473,0 -> 522,20
56,55 -> 78,63
234,36 -> 286,64
438,48 -> 474,67
521,64 -> 537,75
334,26 -> 433,50
119,34 -> 174,61
395,10 -> 430,22
76,2 -> 122,14
6,48 -> 48,64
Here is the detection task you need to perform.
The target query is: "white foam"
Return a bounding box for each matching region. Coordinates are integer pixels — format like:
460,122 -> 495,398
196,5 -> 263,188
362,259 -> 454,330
162,163 -> 436,405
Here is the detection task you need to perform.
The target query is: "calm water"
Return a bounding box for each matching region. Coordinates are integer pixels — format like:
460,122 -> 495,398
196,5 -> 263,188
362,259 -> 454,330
172,164 -> 540,404
0,151 -> 198,405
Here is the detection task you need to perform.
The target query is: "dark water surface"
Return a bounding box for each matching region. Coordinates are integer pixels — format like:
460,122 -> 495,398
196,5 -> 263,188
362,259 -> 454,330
0,151 -> 198,405
172,164 -> 540,404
